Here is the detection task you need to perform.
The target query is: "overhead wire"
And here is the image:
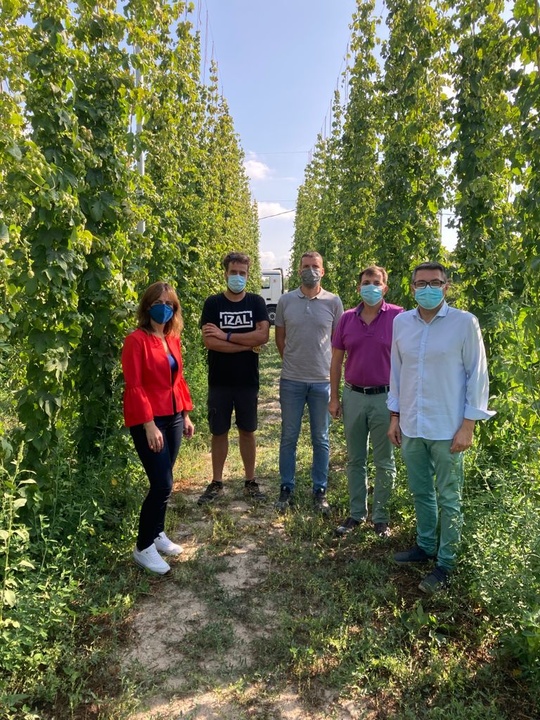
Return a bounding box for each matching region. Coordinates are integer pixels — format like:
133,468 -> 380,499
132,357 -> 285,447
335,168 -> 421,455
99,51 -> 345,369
259,209 -> 295,221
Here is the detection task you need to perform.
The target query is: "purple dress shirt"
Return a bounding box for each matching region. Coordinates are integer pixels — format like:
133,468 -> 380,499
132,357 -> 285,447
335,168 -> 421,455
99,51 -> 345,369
332,301 -> 404,387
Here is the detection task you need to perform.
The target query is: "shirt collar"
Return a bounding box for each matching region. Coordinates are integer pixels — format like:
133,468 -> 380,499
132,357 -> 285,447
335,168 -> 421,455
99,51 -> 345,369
355,300 -> 388,315
295,285 -> 325,298
413,300 -> 449,320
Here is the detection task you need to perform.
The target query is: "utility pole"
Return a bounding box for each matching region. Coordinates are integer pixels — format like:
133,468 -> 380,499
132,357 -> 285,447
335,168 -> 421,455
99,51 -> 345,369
134,46 -> 145,235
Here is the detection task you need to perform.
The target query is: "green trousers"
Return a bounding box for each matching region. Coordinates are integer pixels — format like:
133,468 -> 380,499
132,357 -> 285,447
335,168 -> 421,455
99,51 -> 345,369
401,435 -> 464,572
342,387 -> 396,523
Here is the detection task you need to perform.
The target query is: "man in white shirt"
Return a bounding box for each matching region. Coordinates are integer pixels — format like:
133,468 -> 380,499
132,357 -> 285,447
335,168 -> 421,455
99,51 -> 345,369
387,262 -> 495,594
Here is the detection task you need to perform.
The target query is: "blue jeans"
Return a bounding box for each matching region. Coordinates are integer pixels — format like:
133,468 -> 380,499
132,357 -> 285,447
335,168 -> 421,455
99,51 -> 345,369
401,435 -> 464,572
130,413 -> 184,551
279,379 -> 330,492
342,387 -> 395,523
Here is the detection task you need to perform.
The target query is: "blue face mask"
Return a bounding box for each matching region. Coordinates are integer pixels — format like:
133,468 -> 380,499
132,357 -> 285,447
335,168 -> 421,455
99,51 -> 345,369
414,286 -> 444,310
360,284 -> 384,306
227,274 -> 247,294
149,303 -> 174,324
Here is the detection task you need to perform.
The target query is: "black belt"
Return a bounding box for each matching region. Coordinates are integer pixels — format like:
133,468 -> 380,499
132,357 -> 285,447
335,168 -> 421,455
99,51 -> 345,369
345,383 -> 389,395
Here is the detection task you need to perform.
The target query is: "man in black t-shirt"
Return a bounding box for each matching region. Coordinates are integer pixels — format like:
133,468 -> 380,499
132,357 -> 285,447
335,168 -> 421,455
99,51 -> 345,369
198,252 -> 270,504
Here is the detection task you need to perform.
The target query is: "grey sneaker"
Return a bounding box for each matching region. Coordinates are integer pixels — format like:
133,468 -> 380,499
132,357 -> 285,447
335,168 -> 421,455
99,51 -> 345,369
418,566 -> 449,595
313,489 -> 331,516
394,544 -> 436,564
197,481 -> 224,505
244,480 -> 266,501
334,517 -> 360,537
275,485 -> 294,513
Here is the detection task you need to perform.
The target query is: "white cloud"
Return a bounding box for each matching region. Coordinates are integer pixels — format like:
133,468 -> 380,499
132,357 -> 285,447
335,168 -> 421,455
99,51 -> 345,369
260,250 -> 291,274
244,154 -> 271,180
260,250 -> 277,268
257,201 -> 295,220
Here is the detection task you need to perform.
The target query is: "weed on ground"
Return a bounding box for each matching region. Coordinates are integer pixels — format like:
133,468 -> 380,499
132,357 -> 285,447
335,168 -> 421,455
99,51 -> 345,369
115,336 -> 539,720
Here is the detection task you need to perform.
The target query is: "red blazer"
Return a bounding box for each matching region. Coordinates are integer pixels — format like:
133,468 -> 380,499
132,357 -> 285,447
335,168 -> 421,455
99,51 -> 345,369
121,328 -> 193,427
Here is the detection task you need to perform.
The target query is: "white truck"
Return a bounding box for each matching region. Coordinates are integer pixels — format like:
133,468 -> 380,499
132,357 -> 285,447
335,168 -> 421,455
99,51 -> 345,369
260,269 -> 284,325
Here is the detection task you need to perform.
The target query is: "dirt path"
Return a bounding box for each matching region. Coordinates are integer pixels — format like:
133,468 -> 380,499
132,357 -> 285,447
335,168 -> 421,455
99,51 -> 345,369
120,346 -> 368,719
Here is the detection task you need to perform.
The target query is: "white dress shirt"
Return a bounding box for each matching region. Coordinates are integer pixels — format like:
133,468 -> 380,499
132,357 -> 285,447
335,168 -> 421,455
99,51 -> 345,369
387,302 -> 495,439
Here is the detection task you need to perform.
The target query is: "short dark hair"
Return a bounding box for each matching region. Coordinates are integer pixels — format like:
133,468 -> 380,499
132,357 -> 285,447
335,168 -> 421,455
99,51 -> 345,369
223,252 -> 251,272
299,251 -> 323,266
411,262 -> 448,283
359,265 -> 388,284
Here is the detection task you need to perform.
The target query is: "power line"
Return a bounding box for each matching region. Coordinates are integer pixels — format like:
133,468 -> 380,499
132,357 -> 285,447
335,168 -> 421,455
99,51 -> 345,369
247,151 -> 311,156
259,209 -> 295,220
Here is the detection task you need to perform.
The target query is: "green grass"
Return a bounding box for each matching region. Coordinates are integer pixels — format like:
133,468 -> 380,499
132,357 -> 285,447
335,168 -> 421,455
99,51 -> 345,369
1,330 -> 539,719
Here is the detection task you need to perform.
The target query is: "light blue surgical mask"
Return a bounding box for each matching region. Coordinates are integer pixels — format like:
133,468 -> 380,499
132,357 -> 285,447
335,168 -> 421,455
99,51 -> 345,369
360,284 -> 384,306
414,286 -> 444,310
227,274 -> 247,294
149,303 -> 174,324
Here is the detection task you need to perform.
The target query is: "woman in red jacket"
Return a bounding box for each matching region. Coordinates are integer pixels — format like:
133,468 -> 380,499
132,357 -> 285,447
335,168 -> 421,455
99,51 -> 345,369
122,281 -> 194,574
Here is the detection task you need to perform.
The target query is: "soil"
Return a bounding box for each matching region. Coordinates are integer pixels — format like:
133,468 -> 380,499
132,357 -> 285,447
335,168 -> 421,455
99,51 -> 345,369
120,363 -> 372,719
120,497 -> 371,719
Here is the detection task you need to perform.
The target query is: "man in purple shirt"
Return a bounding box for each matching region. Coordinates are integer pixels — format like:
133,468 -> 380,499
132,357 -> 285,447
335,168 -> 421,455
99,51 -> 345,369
329,266 -> 403,538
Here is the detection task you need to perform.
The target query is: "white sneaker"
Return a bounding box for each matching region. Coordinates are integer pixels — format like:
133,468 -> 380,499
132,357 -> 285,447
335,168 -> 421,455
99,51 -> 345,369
154,532 -> 183,556
133,544 -> 170,574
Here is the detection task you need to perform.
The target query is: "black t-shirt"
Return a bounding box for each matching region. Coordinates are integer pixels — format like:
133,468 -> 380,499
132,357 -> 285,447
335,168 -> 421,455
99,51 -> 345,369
200,292 -> 269,387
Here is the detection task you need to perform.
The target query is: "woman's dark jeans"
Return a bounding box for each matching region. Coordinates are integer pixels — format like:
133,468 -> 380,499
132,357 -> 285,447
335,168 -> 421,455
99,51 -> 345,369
130,413 -> 184,550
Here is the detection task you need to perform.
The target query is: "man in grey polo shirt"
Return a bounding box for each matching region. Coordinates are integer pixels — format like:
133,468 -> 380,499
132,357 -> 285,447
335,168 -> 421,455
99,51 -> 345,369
274,251 -> 344,513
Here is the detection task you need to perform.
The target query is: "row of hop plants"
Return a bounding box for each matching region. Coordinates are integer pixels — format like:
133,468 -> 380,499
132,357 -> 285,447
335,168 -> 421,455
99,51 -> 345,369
0,1 -> 261,716
291,0 -> 540,690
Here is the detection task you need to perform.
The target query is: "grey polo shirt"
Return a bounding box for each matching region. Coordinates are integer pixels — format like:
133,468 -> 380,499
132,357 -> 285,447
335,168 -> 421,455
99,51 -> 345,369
275,287 -> 344,383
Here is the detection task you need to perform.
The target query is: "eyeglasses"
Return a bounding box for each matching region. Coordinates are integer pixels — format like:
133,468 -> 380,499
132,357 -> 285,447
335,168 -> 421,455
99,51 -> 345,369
412,279 -> 446,289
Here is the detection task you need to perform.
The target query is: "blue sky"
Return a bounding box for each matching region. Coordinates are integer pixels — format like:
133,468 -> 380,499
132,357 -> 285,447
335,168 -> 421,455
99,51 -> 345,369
197,0 -> 359,273
194,1 -> 456,274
